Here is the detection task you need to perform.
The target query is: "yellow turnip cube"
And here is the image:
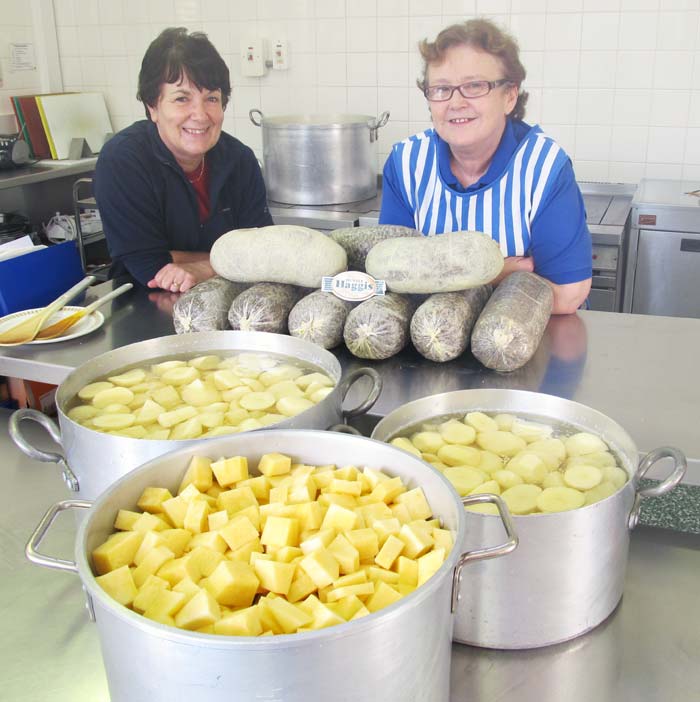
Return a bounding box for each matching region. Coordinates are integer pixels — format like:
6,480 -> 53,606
92,531 -> 145,574
390,502 -> 412,524
178,456 -> 213,493
370,477 -> 406,504
367,566 -> 400,585
365,581 -> 402,613
327,595 -> 364,620
327,534 -> 360,575
236,475 -> 270,501
206,561 -> 259,607
161,495 -> 189,529
226,536 -> 263,563
258,452 -> 292,477
360,502 -> 393,525
132,574 -> 170,613
299,549 -> 340,589
432,528 -> 454,552
159,528 -> 192,557
371,517 -> 402,546
187,546 -> 225,578
325,581 -> 375,602
173,576 -> 201,603
287,571 -> 317,603
274,546 -> 303,563
299,528 -> 336,555
174,588 -> 221,630
136,487 -> 173,514
298,594 -> 345,630
264,596 -> 313,634
332,570 -> 367,588
334,465 -> 359,481
133,545 -> 176,587
268,485 -> 289,504
157,556 -> 198,586
293,501 -> 323,532
318,493 -> 357,510
288,479 -> 317,504
188,531 -> 228,554
261,516 -> 299,548
95,564 -> 138,606
321,503 -> 358,532
399,523 -> 434,559
397,556 -> 418,586
208,509 -> 229,532
211,455 -> 249,487
183,499 -> 210,534
329,478 -> 362,496
133,530 -> 166,565
144,589 -> 187,624
219,515 -> 259,551
253,559 -> 296,596
113,509 -> 141,531
214,605 -> 263,636
217,485 -> 258,515
417,547 -> 446,586
396,487 -> 432,521
345,529 -> 379,562
374,534 -> 405,570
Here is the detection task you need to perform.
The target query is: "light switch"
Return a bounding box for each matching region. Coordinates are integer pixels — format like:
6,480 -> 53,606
240,38 -> 265,77
272,40 -> 289,70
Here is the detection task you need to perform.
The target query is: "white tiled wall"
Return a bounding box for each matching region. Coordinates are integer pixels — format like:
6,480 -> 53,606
0,1 -> 39,133
8,0 -> 700,183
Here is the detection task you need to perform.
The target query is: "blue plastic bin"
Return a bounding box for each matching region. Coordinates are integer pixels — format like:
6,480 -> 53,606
0,241 -> 85,317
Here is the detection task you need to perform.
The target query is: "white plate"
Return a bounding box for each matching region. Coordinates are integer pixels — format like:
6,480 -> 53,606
0,306 -> 105,345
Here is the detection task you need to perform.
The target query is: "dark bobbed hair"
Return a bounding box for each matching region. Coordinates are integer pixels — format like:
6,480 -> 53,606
137,27 -> 231,119
417,18 -> 528,121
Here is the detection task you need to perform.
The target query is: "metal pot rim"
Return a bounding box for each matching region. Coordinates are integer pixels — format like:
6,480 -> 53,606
74,430 -> 468,648
259,113 -> 376,128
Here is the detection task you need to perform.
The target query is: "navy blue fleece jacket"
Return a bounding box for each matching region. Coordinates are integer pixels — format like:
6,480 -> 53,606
94,120 -> 272,285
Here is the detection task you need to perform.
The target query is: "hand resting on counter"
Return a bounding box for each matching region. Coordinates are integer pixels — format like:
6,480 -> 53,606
147,252 -> 215,293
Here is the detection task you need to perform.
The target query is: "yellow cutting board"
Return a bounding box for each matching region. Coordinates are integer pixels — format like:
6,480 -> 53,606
36,92 -> 113,159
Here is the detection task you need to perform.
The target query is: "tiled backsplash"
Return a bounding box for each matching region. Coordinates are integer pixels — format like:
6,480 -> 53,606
5,0 -> 700,183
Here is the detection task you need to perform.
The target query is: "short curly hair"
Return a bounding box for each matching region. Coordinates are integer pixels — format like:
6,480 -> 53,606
137,27 -> 231,119
417,18 -> 528,121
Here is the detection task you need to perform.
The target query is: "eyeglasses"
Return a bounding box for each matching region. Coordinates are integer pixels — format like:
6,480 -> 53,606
423,79 -> 512,102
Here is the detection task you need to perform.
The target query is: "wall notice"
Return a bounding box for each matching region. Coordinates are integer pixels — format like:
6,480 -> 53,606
10,43 -> 36,72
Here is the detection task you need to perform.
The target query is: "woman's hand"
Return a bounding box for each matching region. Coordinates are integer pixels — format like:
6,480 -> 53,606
147,257 -> 215,293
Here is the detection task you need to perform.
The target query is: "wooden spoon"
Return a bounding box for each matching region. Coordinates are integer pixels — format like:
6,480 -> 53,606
0,276 -> 96,346
35,283 -> 134,340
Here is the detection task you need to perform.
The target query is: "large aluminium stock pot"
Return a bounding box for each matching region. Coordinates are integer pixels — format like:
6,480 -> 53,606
26,430 -> 517,702
371,389 -> 687,649
10,331 -> 381,500
250,109 -> 389,205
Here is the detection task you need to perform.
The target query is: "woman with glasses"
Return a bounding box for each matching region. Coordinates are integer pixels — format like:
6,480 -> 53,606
95,28 -> 273,294
379,19 -> 591,314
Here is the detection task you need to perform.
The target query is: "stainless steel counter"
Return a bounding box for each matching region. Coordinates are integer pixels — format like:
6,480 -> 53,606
1,280 -> 698,483
2,411 -> 698,702
0,158 -> 97,190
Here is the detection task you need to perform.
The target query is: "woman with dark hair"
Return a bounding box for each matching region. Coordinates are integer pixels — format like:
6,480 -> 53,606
94,27 -> 272,293
379,19 -> 591,314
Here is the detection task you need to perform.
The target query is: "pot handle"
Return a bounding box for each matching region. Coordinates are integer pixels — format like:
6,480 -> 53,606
9,408 -> 80,492
627,446 -> 687,530
338,367 -> 382,420
451,493 -> 518,613
249,109 -> 264,127
327,423 -> 363,436
369,111 -> 390,142
25,499 -> 91,574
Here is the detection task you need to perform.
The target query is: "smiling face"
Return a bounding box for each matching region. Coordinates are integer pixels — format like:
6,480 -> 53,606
147,74 -> 225,172
426,44 -> 518,158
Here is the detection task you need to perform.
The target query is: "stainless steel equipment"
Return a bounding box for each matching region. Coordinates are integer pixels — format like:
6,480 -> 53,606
9,331 -> 381,499
371,389 -> 686,649
26,429 -> 515,702
624,178 -> 700,318
578,182 -> 635,312
250,110 -> 389,206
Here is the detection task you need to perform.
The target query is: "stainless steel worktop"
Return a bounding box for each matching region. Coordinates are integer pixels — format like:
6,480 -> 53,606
0,157 -> 97,190
1,280 -> 698,483
3,411 -> 698,702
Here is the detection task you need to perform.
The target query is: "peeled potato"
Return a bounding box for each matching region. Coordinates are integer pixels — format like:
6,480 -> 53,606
411,431 -> 445,454
68,405 -> 99,422
537,486 -> 585,513
108,369 -> 147,387
188,355 -> 222,370
92,387 -> 135,409
465,411 -> 498,433
476,431 -> 527,457
239,392 -> 276,411
437,444 -> 481,468
276,396 -> 315,417
564,432 -> 608,457
511,418 -> 553,442
92,413 -> 135,431
564,465 -> 603,491
443,466 -> 488,496
161,366 -> 200,386
181,379 -> 221,407
77,381 -> 114,400
507,452 -> 548,485
493,469 -> 523,490
438,420 -> 476,445
501,484 -> 542,515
